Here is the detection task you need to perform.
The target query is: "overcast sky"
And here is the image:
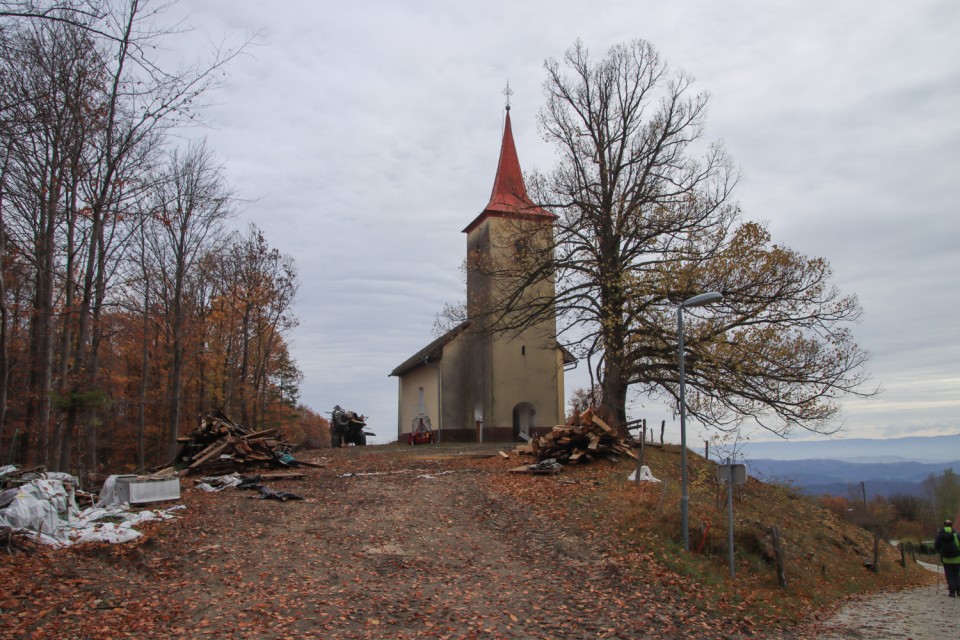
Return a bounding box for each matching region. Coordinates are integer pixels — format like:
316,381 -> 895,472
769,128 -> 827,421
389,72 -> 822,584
167,0 -> 959,445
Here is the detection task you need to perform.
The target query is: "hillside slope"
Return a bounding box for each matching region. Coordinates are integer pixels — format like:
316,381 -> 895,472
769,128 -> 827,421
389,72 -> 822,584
491,442 -> 934,630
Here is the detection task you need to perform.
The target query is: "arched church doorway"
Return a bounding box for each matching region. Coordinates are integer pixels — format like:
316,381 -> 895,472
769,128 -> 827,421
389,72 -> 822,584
512,402 -> 537,440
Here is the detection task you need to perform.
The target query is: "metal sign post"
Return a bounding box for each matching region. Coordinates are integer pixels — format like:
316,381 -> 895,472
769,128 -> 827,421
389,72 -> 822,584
717,461 -> 748,579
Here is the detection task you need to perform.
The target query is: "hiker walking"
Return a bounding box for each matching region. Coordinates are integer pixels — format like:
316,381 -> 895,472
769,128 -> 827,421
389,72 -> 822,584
934,519 -> 960,597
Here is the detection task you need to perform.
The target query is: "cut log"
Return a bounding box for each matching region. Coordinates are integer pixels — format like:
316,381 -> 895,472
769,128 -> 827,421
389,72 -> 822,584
613,445 -> 638,460
591,414 -> 617,435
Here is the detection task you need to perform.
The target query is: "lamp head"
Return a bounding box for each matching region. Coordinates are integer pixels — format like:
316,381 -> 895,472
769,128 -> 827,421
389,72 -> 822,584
681,291 -> 724,308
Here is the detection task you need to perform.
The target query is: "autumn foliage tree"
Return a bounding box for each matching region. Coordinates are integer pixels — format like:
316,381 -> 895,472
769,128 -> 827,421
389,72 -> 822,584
0,1 -> 312,478
203,224 -> 299,430
486,39 -> 873,437
566,385 -> 606,420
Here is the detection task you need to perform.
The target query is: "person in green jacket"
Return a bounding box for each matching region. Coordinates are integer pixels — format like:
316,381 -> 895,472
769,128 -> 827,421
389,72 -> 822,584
934,519 -> 960,597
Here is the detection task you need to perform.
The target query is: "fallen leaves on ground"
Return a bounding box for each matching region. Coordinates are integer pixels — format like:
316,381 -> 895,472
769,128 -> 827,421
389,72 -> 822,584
0,445 -> 931,639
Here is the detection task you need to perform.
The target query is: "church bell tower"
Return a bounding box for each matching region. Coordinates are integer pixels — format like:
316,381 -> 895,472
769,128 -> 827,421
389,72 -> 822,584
460,99 -> 565,441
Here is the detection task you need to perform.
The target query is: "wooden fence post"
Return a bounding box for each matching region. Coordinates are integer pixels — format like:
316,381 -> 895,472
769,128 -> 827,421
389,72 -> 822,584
635,430 -> 644,484
872,535 -> 880,573
770,526 -> 787,588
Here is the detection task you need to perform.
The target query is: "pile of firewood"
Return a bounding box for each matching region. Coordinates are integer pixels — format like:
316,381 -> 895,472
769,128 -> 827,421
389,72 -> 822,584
175,412 -> 315,476
515,409 -> 638,465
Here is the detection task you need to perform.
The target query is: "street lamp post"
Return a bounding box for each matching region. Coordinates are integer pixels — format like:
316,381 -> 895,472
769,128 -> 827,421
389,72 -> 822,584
678,291 -> 723,551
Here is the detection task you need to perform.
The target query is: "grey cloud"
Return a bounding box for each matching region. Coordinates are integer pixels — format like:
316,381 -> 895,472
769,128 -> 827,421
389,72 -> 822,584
172,0 -> 959,443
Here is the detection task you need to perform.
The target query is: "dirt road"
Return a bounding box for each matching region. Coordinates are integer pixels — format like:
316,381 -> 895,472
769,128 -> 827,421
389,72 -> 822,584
0,447 -> 939,639
152,454 -> 738,639
1,450 -> 756,639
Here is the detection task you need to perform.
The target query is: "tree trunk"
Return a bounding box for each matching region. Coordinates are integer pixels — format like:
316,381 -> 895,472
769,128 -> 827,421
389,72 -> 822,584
238,306 -> 250,426
28,162 -> 62,467
137,286 -> 149,471
0,149 -> 10,451
83,232 -> 108,482
52,175 -> 81,472
167,298 -> 185,462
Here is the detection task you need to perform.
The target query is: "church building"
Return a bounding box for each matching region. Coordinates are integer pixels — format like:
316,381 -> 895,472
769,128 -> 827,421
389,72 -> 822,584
390,105 -> 575,443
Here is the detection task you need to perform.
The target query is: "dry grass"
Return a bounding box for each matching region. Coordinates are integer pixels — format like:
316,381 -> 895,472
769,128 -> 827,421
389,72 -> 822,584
484,443 -> 934,633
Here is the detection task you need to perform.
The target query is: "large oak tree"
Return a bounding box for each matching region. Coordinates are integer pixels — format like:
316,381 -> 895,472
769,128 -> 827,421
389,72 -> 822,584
488,40 -> 873,437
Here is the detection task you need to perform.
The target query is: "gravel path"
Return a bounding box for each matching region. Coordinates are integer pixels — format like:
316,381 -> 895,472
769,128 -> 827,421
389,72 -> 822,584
801,565 -> 953,640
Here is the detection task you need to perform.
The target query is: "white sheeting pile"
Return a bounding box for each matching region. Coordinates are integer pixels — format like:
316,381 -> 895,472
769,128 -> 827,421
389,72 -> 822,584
194,473 -> 243,492
627,465 -> 662,483
0,470 -> 183,547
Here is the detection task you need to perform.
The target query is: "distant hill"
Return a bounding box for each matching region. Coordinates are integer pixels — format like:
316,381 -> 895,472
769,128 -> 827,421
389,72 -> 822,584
736,433 -> 960,463
745,457 -> 960,498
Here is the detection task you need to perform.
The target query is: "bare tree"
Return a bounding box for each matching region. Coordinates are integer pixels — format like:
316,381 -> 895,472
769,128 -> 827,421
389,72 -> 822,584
486,40 -> 873,437
0,150 -> 12,445
0,0 -> 250,470
0,1 -> 105,30
147,140 -> 232,461
0,15 -> 104,465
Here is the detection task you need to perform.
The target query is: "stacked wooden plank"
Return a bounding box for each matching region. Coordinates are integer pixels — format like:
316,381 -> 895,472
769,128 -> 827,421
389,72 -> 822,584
176,412 -> 293,476
515,409 -> 637,465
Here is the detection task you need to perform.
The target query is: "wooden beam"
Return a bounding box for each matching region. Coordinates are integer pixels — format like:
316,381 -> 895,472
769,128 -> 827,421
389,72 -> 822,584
187,438 -> 232,469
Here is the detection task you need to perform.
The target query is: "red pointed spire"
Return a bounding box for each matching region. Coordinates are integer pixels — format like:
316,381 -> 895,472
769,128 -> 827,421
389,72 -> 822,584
463,109 -> 555,234
484,110 -> 532,213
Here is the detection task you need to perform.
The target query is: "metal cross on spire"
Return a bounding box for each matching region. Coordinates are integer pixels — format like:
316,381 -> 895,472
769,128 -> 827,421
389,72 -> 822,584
503,81 -> 513,111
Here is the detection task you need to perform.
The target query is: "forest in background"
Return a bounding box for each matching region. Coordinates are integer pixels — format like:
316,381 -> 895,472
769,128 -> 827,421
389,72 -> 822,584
0,1 -> 328,482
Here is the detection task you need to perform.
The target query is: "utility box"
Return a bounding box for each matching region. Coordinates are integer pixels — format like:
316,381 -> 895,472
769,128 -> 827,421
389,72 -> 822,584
114,476 -> 181,505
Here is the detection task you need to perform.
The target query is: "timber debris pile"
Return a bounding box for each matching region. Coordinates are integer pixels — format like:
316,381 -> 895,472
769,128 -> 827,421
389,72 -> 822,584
515,409 -> 638,465
175,412 -> 321,476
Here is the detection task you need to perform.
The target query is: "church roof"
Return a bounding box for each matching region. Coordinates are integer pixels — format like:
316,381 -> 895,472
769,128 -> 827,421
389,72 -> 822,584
462,109 -> 555,234
390,318 -> 577,378
389,321 -> 471,377
558,343 -> 577,367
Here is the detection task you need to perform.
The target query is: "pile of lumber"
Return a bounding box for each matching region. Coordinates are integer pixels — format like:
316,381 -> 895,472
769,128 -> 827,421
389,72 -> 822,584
515,409 -> 637,465
175,412 -> 316,476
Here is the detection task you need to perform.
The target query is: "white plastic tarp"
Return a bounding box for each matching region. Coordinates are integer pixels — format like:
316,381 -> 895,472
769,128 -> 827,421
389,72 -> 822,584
194,474 -> 242,492
627,465 -> 661,483
22,477 -> 80,518
0,491 -> 60,533
0,474 -> 182,547
97,474 -> 125,507
0,487 -> 19,508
